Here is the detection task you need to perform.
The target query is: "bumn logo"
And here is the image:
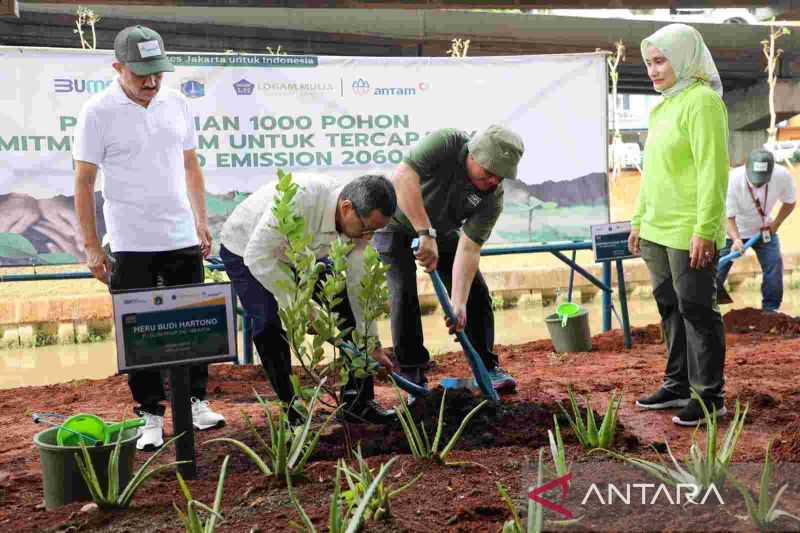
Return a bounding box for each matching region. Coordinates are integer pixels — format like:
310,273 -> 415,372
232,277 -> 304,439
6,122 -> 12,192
53,79 -> 112,94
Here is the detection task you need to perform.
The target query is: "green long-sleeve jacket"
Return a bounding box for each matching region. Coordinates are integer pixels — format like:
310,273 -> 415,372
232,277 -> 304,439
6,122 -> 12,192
632,81 -> 729,250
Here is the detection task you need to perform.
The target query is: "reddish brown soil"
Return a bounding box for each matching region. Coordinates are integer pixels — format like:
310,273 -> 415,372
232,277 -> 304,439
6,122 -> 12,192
1,309 -> 800,532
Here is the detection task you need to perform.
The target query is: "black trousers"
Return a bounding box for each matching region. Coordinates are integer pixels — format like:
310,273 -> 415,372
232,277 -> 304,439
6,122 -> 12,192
372,230 -> 498,372
110,245 -> 208,415
639,239 -> 726,401
219,245 -> 373,406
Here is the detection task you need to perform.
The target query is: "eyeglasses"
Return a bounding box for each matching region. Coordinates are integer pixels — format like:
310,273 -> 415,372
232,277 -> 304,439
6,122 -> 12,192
355,212 -> 379,237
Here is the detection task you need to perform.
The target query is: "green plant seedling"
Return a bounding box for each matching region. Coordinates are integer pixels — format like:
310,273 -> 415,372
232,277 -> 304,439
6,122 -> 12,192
729,439 -> 800,531
174,455 -> 230,533
601,390 -> 748,493
557,385 -> 622,451
288,457 -> 399,533
206,381 -> 335,481
392,382 -> 487,464
74,430 -> 188,509
548,414 -> 570,480
339,445 -> 422,521
498,448 -> 583,533
270,169 -> 388,410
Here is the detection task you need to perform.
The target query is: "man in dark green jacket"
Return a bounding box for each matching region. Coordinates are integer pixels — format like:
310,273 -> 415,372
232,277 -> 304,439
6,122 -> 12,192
373,125 -> 524,396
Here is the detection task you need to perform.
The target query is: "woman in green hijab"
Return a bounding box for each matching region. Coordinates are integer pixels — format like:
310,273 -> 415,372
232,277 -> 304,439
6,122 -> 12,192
628,23 -> 729,426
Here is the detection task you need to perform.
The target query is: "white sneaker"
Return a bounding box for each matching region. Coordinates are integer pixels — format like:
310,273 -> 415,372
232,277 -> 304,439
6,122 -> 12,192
191,397 -> 226,430
136,412 -> 164,451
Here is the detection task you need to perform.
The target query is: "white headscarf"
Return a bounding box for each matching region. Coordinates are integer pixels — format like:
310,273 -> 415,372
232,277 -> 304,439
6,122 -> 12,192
641,23 -> 723,98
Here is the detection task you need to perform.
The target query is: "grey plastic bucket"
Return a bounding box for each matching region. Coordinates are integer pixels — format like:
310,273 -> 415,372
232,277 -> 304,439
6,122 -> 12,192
33,426 -> 139,509
545,308 -> 592,353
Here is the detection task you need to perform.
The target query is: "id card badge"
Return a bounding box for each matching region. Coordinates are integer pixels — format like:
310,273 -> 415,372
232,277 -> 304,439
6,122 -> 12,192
761,228 -> 772,243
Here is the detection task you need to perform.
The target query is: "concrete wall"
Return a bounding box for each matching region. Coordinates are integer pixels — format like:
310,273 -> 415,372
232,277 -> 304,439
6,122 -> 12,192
3,251 -> 798,348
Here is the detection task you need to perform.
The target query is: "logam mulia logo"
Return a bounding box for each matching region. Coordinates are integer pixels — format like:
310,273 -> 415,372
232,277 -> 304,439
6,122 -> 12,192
528,473 -> 725,520
351,78 -> 429,96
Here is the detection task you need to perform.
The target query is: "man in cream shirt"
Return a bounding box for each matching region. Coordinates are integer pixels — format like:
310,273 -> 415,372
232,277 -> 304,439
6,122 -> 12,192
220,173 -> 397,424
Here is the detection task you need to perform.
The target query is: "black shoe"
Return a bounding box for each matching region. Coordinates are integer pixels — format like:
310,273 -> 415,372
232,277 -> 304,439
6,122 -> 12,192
338,400 -> 396,425
635,388 -> 690,410
672,398 -> 727,427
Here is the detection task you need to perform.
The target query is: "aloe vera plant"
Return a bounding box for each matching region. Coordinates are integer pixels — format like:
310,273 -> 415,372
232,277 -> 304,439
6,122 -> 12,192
174,455 -> 230,533
557,385 -> 621,451
498,449 -> 582,533
498,449 -> 545,533
206,381 -> 335,481
729,439 -> 800,530
338,446 -> 422,521
603,391 -> 748,493
392,383 -> 487,464
288,457 -> 399,533
74,430 -> 187,509
548,414 -> 570,479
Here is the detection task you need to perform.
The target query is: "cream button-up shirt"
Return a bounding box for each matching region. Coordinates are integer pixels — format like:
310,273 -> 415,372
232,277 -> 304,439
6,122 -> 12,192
221,173 -> 376,336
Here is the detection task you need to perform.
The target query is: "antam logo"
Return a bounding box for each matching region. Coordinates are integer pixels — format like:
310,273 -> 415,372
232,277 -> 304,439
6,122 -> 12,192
53,79 -> 112,94
352,78 -> 370,96
352,78 -> 429,96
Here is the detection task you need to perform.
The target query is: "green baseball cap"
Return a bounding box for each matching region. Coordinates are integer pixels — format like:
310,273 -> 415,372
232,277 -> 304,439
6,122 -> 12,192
114,25 -> 175,76
746,149 -> 774,187
467,125 -> 525,180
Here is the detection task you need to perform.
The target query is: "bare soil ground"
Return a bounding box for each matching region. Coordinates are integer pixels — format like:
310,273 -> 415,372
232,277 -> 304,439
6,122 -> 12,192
1,308 -> 799,532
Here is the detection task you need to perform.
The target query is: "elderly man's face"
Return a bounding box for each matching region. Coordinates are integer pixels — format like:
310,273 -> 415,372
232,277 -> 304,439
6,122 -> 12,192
112,62 -> 163,107
466,154 -> 502,192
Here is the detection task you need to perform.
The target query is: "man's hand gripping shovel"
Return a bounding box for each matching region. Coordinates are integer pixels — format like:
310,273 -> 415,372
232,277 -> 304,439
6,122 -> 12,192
412,239 -> 499,403
716,234 -> 761,305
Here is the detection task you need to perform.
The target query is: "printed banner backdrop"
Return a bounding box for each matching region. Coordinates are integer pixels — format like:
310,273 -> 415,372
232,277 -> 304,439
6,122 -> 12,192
0,47 -> 609,266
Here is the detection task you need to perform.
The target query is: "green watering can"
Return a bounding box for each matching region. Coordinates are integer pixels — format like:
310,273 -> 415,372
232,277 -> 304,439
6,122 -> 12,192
556,302 -> 583,327
33,413 -> 145,446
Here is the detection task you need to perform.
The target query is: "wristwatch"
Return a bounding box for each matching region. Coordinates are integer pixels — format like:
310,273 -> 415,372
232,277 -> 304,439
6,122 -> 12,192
417,228 -> 437,239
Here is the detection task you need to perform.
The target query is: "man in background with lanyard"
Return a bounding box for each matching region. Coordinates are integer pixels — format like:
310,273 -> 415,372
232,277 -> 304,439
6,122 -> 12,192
717,149 -> 796,312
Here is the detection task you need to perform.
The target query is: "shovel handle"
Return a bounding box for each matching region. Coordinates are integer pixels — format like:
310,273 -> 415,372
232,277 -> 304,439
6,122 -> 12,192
339,341 -> 431,397
718,235 -> 761,268
411,239 -> 499,403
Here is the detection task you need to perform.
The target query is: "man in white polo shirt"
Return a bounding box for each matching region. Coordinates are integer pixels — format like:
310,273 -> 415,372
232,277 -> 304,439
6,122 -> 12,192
717,149 -> 796,312
73,25 -> 225,451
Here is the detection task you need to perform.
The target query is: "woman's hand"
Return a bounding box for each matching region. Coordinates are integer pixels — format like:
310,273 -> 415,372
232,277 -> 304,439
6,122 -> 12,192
628,228 -> 641,255
689,235 -> 716,269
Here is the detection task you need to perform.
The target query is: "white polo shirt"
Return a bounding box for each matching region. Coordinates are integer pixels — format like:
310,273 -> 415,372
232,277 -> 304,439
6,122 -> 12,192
726,164 -> 797,239
73,80 -> 198,252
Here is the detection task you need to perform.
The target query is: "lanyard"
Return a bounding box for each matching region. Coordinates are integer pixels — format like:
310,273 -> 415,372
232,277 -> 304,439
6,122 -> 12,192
746,182 -> 769,226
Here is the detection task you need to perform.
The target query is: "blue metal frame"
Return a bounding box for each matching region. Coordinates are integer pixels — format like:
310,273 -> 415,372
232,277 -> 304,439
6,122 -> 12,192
1,240 -> 635,359
482,241 -> 632,348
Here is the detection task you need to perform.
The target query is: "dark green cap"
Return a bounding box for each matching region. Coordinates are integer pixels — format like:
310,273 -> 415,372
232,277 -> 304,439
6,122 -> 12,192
746,149 -> 774,187
468,125 -> 525,180
114,25 -> 174,76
